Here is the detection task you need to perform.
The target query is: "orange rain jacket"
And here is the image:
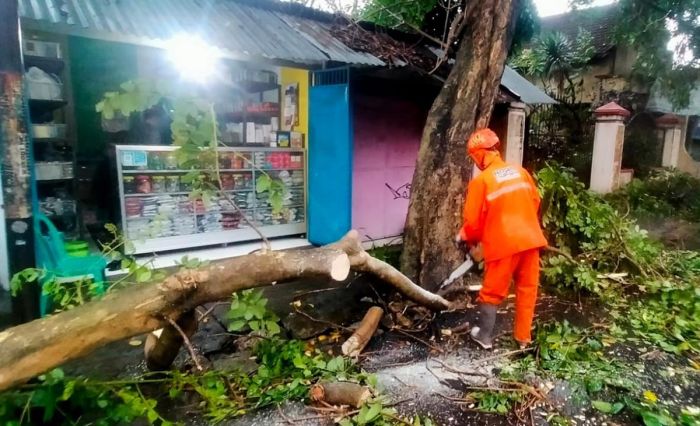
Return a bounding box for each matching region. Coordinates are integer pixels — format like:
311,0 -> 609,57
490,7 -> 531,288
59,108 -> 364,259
459,157 -> 547,261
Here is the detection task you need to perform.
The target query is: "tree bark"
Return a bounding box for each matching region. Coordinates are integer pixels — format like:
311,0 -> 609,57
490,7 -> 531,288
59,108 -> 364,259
400,0 -> 520,291
144,310 -> 198,371
0,231 -> 449,392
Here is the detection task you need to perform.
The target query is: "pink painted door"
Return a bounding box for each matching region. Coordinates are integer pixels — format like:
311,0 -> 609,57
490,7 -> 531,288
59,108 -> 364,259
352,95 -> 425,242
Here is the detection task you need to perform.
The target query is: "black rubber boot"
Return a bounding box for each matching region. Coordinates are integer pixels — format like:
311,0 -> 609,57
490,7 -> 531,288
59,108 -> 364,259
470,303 -> 497,349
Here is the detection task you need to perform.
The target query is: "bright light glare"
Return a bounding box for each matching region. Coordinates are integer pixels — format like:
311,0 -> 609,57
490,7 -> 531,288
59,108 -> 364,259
166,35 -> 220,83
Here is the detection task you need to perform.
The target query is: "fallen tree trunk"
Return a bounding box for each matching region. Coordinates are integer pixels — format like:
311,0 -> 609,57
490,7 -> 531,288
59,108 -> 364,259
0,230 -> 450,392
342,306 -> 384,357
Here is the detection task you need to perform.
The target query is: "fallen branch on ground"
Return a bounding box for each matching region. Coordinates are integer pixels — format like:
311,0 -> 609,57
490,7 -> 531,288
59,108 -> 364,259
342,306 -> 384,356
0,230 -> 450,392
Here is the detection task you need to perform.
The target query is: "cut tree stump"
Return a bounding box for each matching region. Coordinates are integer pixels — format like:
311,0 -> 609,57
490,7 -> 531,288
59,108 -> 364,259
342,306 -> 384,357
0,230 -> 451,392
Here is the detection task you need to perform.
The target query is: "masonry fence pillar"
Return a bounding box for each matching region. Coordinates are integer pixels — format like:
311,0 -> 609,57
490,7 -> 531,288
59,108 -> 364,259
590,102 -> 630,193
656,114 -> 683,168
504,102 -> 527,165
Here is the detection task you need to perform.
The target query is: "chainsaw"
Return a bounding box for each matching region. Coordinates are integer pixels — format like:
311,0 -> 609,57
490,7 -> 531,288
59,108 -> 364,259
439,243 -> 482,291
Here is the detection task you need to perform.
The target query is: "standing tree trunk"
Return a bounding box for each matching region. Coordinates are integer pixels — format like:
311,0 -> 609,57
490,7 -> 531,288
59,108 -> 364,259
401,0 -> 519,291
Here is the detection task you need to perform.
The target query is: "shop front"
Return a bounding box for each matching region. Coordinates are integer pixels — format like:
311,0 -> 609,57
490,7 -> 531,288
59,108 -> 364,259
13,0 -> 388,282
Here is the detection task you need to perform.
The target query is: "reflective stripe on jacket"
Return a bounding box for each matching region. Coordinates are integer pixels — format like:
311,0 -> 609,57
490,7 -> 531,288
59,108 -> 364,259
459,157 -> 547,261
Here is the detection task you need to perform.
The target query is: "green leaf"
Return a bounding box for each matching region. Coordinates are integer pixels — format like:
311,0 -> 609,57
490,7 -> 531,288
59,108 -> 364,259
136,268 -> 152,283
228,320 -> 247,331
266,321 -> 281,336
592,400 -> 613,413
256,174 -> 272,193
364,403 -> 382,422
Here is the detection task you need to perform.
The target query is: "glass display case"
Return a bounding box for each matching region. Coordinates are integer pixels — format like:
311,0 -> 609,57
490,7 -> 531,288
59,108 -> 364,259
115,145 -> 306,254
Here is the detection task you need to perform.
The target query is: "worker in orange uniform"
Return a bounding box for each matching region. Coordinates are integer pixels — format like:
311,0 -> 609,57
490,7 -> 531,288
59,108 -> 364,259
456,128 -> 547,350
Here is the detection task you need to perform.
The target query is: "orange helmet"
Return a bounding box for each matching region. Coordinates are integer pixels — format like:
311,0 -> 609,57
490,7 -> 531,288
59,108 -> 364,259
467,129 -> 500,156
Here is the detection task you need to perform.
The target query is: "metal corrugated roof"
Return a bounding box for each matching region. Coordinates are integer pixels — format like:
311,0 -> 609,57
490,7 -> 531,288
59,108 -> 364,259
501,66 -> 557,104
18,0 -> 384,67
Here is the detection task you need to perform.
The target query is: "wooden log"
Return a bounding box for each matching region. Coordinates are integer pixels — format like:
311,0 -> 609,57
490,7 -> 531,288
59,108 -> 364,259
309,381 -> 372,408
329,231 -> 451,312
0,248 -> 351,391
0,230 -> 450,391
341,306 -> 384,357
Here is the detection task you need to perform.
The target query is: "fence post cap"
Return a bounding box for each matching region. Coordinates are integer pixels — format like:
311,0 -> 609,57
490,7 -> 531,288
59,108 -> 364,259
655,113 -> 682,128
594,102 -> 630,118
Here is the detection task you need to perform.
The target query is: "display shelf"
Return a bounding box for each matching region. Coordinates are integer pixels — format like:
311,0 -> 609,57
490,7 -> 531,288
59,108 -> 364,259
36,177 -> 73,182
116,145 -> 306,254
236,80 -> 279,93
24,55 -> 65,74
124,189 -> 256,197
29,98 -> 67,112
221,110 -> 279,122
122,168 -> 253,174
33,137 -> 70,144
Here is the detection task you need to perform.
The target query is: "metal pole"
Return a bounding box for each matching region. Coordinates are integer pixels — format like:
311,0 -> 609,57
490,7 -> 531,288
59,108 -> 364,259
0,1 -> 39,322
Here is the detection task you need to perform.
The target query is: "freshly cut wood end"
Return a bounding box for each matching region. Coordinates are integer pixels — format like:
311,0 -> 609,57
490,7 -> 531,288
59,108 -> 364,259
341,336 -> 361,357
309,383 -> 325,401
330,253 -> 351,281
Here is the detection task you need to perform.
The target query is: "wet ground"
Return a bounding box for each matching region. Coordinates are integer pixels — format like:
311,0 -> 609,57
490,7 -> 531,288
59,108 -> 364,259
9,266 -> 699,426
46,274 -> 598,424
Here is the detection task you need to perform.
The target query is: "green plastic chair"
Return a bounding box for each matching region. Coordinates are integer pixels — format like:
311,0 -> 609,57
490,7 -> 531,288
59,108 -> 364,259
35,213 -> 107,316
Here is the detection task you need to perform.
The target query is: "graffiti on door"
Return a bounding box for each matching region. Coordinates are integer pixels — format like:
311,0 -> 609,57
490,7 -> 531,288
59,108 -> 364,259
385,182 -> 411,200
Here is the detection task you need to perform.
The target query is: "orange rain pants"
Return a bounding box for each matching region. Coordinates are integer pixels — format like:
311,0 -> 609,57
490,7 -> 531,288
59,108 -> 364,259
458,154 -> 547,343
478,248 -> 540,343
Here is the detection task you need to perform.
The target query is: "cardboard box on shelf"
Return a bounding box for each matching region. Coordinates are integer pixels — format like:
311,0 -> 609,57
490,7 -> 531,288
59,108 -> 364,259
277,131 -> 290,148
246,122 -> 256,144
290,132 -> 304,149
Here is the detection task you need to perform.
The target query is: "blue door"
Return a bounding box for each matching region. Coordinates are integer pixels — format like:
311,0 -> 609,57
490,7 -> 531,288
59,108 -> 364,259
308,68 -> 352,245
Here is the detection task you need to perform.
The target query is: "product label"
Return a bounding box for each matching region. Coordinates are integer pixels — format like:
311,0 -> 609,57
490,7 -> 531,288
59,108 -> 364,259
122,150 -> 148,167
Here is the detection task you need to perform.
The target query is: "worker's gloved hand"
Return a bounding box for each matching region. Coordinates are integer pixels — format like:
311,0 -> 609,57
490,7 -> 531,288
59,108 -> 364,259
454,233 -> 468,252
469,243 -> 484,263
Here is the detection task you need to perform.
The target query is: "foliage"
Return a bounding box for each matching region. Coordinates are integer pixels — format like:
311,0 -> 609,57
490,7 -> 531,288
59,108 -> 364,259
511,30 -> 595,101
609,169 -> 700,223
502,321 -> 635,397
0,369 -> 173,426
471,391 -> 522,414
339,398 -> 434,426
1,285 -> 425,425
362,0 -> 539,54
618,251 -> 700,354
227,289 -> 281,337
0,336 -> 375,425
536,164 -> 663,294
